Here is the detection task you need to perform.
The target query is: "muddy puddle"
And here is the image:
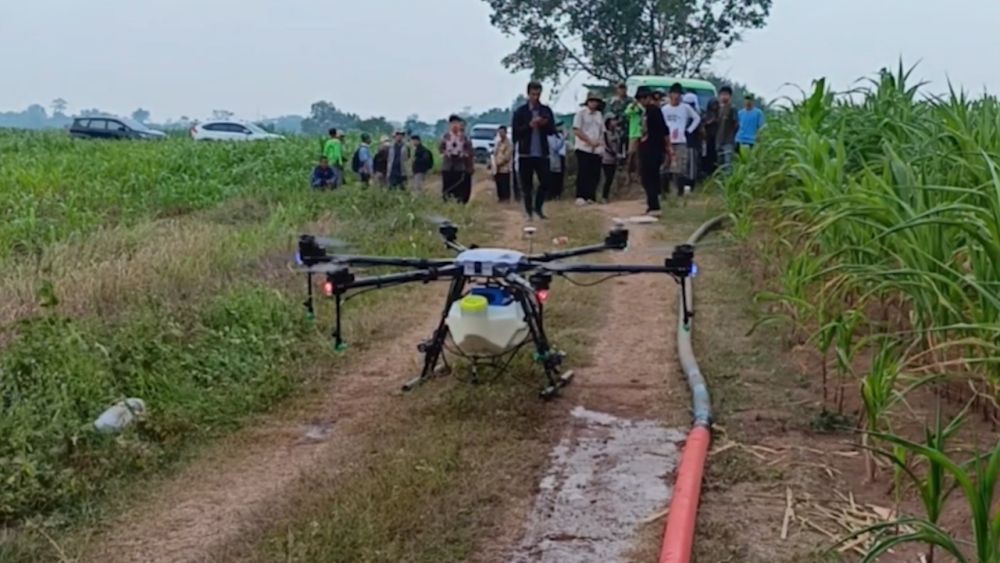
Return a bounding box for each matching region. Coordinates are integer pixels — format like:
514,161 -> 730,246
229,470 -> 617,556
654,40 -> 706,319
510,406 -> 685,562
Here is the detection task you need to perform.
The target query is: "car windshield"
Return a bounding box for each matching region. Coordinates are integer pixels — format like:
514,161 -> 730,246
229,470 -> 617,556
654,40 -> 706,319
245,122 -> 269,135
471,128 -> 497,140
118,117 -> 154,132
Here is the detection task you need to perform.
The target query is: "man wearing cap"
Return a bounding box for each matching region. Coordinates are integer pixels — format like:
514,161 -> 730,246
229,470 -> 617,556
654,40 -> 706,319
736,93 -> 765,152
572,91 -> 606,205
623,90 -> 646,184
512,81 -> 558,220
661,83 -> 701,198
635,86 -> 671,217
439,115 -> 474,203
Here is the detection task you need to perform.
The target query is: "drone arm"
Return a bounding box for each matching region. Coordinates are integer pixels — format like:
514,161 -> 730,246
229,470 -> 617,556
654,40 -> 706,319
544,263 -> 679,275
337,256 -> 456,269
342,265 -> 462,291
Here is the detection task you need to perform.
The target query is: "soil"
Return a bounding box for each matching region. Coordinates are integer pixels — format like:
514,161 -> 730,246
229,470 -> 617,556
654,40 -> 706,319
497,199 -> 697,563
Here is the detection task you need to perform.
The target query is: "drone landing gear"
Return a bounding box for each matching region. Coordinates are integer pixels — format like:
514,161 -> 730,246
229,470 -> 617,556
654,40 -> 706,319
402,276 -> 465,393
518,287 -> 574,399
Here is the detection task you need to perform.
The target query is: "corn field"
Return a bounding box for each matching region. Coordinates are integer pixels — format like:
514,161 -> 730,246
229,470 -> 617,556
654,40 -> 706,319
724,63 -> 1000,560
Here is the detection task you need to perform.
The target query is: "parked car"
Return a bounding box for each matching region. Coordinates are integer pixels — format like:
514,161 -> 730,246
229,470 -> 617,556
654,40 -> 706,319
70,117 -> 166,140
189,121 -> 284,141
470,123 -> 501,164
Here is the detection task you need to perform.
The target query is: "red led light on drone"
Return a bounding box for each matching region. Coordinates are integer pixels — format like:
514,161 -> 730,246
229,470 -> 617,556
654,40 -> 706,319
323,281 -> 334,296
536,289 -> 550,303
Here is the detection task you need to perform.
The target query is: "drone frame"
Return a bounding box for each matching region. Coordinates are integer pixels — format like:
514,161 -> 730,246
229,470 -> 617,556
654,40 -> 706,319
295,221 -> 696,399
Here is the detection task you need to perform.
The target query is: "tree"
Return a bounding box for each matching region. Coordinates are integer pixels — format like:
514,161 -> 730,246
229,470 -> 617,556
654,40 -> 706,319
79,108 -> 104,117
131,108 -> 151,123
482,0 -> 772,84
50,98 -> 68,116
300,101 -> 360,135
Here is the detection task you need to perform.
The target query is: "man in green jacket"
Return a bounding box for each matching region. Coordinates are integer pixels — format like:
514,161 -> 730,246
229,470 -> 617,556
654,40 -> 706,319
323,128 -> 345,187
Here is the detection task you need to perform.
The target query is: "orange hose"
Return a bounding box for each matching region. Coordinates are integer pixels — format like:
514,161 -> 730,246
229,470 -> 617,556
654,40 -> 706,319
658,425 -> 711,563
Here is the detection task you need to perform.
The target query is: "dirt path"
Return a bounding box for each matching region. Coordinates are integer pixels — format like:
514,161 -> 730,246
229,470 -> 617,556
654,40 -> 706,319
503,200 -> 692,562
81,178 -> 507,563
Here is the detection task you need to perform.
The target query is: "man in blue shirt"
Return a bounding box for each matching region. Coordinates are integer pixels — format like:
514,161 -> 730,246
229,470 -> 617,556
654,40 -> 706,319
735,94 -> 765,152
311,157 -> 336,191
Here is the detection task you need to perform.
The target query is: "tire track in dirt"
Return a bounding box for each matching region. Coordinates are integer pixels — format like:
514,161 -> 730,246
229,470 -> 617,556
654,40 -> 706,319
81,177 -> 509,563
505,200 -> 691,563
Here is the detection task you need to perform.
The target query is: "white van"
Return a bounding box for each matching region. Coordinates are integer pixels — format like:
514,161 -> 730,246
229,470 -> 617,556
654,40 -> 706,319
470,123 -> 502,164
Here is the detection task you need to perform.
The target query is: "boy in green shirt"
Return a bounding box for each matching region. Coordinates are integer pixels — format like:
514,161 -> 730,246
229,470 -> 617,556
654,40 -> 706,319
624,95 -> 645,183
323,128 -> 345,187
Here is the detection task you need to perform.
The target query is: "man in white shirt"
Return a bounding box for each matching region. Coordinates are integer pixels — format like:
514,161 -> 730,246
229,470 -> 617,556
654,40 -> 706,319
661,83 -> 701,198
572,91 -> 606,205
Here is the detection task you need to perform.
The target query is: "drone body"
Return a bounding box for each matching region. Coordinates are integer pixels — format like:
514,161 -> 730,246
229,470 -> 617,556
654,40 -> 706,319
294,219 -> 696,399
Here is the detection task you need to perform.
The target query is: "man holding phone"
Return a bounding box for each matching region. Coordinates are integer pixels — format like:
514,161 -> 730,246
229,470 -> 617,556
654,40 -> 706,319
512,81 -> 557,220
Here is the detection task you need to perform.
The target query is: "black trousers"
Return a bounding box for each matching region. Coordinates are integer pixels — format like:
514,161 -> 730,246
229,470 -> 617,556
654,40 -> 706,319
575,150 -> 602,201
518,157 -> 548,215
442,170 -> 468,203
495,173 -> 511,202
601,163 -> 617,201
639,151 -> 663,212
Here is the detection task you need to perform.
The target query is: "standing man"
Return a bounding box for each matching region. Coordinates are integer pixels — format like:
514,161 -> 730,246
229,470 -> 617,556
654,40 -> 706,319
493,125 -> 514,202
386,131 -> 409,189
373,137 -> 390,187
716,86 -> 739,173
661,83 -> 701,198
323,128 -> 345,188
410,135 -> 433,193
439,114 -> 474,203
573,91 -> 605,205
736,93 -> 765,153
512,81 -> 557,220
636,87 -> 671,217
352,133 -> 374,186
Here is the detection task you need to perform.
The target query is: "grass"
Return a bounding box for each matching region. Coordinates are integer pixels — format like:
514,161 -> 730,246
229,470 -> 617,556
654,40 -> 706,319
0,128 -> 481,556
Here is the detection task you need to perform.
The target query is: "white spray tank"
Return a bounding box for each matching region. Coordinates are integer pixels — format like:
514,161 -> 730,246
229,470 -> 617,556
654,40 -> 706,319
94,398 -> 146,434
446,290 -> 529,356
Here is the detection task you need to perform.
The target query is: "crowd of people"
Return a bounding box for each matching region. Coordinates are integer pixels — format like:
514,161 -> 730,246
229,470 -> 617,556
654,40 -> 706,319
309,79 -> 765,220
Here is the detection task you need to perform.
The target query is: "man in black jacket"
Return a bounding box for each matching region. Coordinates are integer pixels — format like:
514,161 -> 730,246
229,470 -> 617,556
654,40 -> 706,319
512,81 -> 557,220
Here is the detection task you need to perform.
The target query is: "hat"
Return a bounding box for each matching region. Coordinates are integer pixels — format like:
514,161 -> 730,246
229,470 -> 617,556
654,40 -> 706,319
669,82 -> 684,94
634,86 -> 653,99
582,90 -> 603,105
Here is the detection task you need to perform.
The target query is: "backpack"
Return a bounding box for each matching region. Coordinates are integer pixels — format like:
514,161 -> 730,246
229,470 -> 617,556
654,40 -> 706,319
416,146 -> 434,172
351,148 -> 363,173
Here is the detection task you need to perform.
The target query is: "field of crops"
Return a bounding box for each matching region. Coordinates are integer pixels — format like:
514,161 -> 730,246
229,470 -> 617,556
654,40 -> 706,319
725,64 -> 1000,559
0,131 -> 473,538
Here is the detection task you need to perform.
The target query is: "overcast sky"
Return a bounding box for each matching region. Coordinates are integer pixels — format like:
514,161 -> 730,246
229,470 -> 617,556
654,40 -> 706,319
1,0 -> 998,122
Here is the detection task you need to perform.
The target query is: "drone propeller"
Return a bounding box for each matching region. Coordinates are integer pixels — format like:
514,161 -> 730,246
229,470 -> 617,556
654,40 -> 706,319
626,239 -> 728,256
312,236 -> 354,250
425,213 -> 455,227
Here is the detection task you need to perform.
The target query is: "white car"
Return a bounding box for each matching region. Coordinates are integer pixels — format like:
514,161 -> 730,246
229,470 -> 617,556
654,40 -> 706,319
470,123 -> 502,163
190,120 -> 284,141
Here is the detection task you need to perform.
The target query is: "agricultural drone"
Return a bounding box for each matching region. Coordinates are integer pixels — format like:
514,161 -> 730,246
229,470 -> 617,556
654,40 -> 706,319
295,219 -> 697,399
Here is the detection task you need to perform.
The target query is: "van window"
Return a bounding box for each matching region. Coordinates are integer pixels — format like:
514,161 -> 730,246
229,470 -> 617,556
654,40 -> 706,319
471,127 -> 498,141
